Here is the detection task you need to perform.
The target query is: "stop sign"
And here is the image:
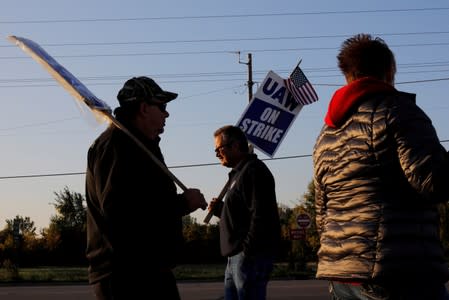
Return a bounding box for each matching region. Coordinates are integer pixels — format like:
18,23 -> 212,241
296,213 -> 311,228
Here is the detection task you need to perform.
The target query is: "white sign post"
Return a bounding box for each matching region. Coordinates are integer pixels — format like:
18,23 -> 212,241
8,35 -> 188,192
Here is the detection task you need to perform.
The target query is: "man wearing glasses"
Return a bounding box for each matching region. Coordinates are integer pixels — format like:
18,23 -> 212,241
208,125 -> 281,300
85,76 -> 207,300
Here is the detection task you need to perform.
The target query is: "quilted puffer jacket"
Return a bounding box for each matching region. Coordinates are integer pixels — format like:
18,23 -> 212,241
313,77 -> 449,285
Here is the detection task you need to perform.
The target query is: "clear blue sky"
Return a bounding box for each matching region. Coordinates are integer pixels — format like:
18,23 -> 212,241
1,0 -> 448,231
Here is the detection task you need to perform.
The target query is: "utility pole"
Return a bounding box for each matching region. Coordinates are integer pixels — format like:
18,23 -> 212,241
238,52 -> 254,103
247,53 -> 253,102
238,52 -> 255,153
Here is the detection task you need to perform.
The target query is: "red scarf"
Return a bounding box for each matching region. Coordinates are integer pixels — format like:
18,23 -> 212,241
325,77 -> 396,128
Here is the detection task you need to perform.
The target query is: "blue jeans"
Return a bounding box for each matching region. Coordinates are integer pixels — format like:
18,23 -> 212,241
224,251 -> 274,300
329,281 -> 449,300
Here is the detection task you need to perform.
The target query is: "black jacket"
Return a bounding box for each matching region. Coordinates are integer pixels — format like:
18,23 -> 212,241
85,124 -> 189,284
217,154 -> 281,258
313,79 -> 449,284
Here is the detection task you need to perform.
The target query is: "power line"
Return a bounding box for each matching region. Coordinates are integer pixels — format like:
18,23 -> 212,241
0,172 -> 85,180
1,59 -> 449,83
1,76 -> 448,89
0,154 -> 310,180
396,77 -> 449,84
2,31 -> 449,48
1,142 -> 448,180
1,8 -> 447,24
3,42 -> 449,60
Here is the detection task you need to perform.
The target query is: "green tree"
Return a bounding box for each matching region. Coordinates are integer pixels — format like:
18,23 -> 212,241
43,186 -> 87,265
278,204 -> 294,241
183,215 -> 207,241
50,186 -> 86,231
6,216 -> 36,237
6,216 -> 38,254
0,215 -> 39,270
300,180 -> 319,255
283,180 -> 319,272
182,215 -> 222,263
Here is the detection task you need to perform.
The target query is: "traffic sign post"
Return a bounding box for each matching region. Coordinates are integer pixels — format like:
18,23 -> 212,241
289,228 -> 306,240
293,213 -> 311,240
296,213 -> 311,229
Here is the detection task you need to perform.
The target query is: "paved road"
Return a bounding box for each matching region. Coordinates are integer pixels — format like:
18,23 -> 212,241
0,280 -> 330,299
182,280 -> 329,300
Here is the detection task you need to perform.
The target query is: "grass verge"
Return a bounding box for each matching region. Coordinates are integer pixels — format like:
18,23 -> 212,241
0,262 -> 316,283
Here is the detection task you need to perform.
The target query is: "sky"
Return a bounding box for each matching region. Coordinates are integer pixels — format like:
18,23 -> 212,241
1,0 -> 448,232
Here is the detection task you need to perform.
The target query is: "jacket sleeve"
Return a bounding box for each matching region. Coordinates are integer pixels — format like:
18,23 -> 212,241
176,193 -> 191,216
387,93 -> 449,204
242,161 -> 279,256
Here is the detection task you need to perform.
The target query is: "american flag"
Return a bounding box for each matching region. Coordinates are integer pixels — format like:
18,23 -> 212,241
285,64 -> 318,106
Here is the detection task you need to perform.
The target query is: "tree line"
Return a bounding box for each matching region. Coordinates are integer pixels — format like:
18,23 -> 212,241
2,182 -> 449,274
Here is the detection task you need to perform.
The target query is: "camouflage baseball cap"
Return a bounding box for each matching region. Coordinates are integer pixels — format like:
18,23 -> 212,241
117,76 -> 178,106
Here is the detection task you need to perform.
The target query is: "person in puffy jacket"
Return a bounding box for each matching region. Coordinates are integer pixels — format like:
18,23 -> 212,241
85,76 -> 207,300
313,33 -> 449,299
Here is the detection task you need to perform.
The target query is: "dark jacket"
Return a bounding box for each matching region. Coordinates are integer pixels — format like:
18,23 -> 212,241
217,154 -> 281,258
313,77 -> 449,285
85,123 -> 189,285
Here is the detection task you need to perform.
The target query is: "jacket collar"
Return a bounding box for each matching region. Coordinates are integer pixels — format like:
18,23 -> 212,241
325,77 -> 396,128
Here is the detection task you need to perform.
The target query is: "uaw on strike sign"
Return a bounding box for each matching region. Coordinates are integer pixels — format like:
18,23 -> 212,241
236,70 -> 304,157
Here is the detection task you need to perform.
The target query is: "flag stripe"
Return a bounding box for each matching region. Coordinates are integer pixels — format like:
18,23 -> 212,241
285,64 -> 318,106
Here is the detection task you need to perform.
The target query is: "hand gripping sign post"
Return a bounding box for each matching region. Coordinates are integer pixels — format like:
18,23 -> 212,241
204,65 -> 318,223
8,35 -> 188,192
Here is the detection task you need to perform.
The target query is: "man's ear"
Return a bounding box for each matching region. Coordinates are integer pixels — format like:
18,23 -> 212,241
139,101 -> 149,115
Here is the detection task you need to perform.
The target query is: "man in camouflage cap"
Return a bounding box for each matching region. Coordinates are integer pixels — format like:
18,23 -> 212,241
85,76 -> 207,300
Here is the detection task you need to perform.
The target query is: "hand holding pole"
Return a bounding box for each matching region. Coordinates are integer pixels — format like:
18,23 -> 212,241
203,180 -> 230,224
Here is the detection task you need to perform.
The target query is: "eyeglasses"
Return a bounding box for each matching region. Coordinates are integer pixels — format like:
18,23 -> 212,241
149,102 -> 167,112
214,142 -> 232,154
